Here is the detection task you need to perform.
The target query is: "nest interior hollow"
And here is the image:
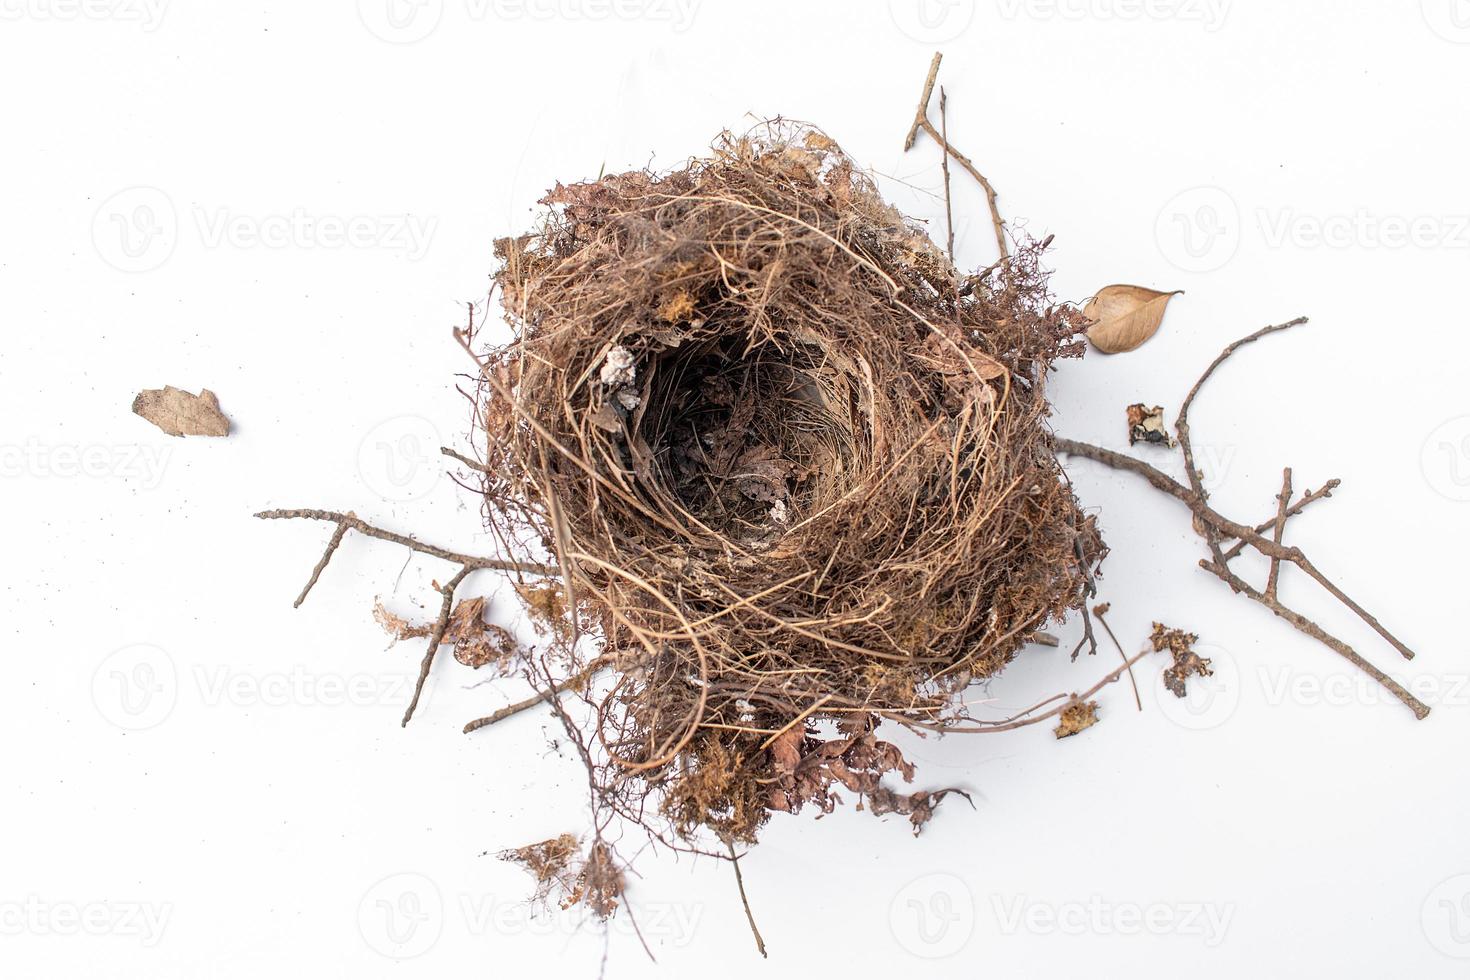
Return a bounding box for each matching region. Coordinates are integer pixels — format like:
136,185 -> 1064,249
481,125 -> 1101,842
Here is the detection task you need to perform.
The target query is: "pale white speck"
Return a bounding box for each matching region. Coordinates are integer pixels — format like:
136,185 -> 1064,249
599,346 -> 636,386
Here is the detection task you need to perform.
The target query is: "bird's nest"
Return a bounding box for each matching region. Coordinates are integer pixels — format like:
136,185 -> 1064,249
475,125 -> 1103,846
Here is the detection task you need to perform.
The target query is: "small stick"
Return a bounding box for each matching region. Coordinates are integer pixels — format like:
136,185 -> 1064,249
903,52 -> 943,152
1175,317 -> 1309,574
1054,437 -> 1427,716
1093,604 -> 1141,711
726,840 -> 767,959
1202,559 -> 1430,720
949,647 -> 1155,734
1175,320 -> 1299,572
939,87 -> 955,262
441,446 -> 490,474
292,520 -> 349,608
903,51 -> 1009,260
462,660 -> 604,733
1221,479 -> 1340,561
256,508 -> 553,578
917,117 -> 1008,261
1266,467 -> 1293,600
402,565 -> 471,727
1055,438 -> 1420,662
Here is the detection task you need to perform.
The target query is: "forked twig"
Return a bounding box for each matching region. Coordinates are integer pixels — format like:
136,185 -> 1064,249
904,52 -> 1009,261
1175,317 -> 1308,577
256,508 -> 554,588
255,507 -> 557,727
1053,319 -> 1430,719
903,52 -> 942,152
1221,478 -> 1339,562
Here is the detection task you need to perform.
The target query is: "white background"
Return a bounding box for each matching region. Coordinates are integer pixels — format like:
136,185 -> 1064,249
4,1 -> 1469,976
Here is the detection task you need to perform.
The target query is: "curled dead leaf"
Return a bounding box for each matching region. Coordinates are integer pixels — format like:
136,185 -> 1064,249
1084,285 -> 1181,354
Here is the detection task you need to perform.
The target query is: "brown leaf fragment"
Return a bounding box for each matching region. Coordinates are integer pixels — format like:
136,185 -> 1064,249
588,402 -> 622,433
768,725 -> 805,776
868,786 -> 973,835
131,386 -> 231,437
1084,285 -> 1181,354
1151,622 -> 1212,698
443,596 -> 519,670
1053,698 -> 1099,738
1126,403 -> 1175,448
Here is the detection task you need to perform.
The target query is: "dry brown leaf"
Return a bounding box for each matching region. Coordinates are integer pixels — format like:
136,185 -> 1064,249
1084,285 -> 1181,354
1053,698 -> 1099,738
443,596 -> 519,670
132,386 -> 231,437
768,726 -> 805,776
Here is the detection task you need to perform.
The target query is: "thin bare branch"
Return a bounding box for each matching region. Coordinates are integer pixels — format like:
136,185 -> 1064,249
938,87 -> 955,262
1202,559 -> 1429,719
403,565 -> 472,727
1094,603 -> 1142,711
462,660 -> 604,733
1222,479 -> 1340,561
1266,467 -> 1293,600
903,51 -> 943,151
256,508 -> 554,577
726,840 -> 767,959
292,520 -> 349,608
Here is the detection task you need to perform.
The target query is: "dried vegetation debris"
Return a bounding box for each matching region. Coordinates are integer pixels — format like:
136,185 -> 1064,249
499,833 -> 624,918
1151,622 -> 1213,698
1126,403 -> 1174,448
374,596 -> 521,671
474,122 -> 1102,846
1053,698 -> 1100,738
132,385 -> 231,437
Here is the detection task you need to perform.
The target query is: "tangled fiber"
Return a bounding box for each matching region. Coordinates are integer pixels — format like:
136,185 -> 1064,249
476,125 -> 1102,847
